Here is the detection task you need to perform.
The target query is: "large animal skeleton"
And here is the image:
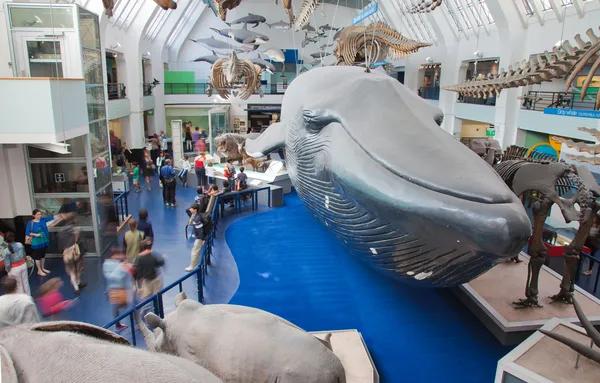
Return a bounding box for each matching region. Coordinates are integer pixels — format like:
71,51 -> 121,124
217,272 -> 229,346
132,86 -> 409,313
213,0 -> 294,24
334,22 -> 431,68
208,52 -> 263,100
444,27 -> 600,109
294,0 -> 320,31
491,145 -> 600,308
539,297 -> 600,365
214,133 -> 270,171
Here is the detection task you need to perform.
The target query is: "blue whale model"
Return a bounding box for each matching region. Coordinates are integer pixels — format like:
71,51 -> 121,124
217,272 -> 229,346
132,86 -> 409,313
246,66 -> 532,287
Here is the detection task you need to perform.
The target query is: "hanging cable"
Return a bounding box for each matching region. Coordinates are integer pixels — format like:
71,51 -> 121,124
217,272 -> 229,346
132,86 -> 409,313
48,0 -> 67,144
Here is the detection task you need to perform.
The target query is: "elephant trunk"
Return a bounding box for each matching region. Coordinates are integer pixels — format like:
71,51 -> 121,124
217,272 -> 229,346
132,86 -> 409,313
134,310 -> 157,351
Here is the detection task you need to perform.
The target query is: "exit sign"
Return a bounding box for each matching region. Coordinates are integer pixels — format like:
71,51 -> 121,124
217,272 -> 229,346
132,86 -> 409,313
486,127 -> 496,137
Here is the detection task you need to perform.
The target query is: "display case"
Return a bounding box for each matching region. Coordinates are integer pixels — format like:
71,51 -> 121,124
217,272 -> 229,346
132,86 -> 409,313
208,106 -> 231,156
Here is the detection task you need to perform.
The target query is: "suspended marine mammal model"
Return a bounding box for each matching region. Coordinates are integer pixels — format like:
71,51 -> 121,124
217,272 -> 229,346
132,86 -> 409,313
246,66 -> 531,287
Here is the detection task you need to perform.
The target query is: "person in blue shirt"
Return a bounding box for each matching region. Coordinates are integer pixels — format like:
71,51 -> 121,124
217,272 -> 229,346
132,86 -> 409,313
2,232 -> 30,295
137,208 -> 154,240
103,248 -> 134,332
161,159 -> 177,207
25,210 -> 62,277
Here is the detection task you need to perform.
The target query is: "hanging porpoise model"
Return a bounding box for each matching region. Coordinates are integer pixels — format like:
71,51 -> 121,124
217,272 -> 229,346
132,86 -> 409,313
246,66 -> 532,287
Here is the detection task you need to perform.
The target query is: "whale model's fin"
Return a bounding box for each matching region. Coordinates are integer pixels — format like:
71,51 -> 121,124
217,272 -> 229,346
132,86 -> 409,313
246,122 -> 286,157
302,109 -> 340,131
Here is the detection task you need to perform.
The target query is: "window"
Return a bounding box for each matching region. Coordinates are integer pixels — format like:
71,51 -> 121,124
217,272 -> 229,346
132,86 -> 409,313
466,0 -> 483,26
521,0 -> 535,16
540,0 -> 552,11
478,0 -> 494,24
560,0 -> 573,6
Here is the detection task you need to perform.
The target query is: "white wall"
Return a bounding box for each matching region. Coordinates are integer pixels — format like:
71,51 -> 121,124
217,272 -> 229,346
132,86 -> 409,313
0,145 -> 32,219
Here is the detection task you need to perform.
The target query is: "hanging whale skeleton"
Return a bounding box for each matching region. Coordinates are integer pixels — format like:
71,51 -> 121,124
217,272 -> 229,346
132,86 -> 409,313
246,66 -> 532,287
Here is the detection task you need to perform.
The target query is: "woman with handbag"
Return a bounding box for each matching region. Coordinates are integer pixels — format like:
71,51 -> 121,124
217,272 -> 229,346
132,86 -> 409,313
103,248 -> 134,332
2,232 -> 31,295
25,210 -> 62,277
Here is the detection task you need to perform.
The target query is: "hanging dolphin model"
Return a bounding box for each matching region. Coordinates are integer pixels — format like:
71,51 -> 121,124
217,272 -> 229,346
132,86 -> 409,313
302,24 -> 316,33
318,24 -> 339,32
309,52 -> 332,59
245,66 -> 531,288
319,43 -> 334,50
266,20 -> 291,30
189,37 -> 256,53
263,48 -> 285,62
226,13 -> 266,28
250,57 -> 276,74
193,51 -> 222,64
210,24 -> 270,45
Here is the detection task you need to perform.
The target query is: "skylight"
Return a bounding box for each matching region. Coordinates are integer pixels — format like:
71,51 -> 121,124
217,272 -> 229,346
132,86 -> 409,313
539,0 -> 553,11
520,0 -> 534,16
560,0 -> 574,6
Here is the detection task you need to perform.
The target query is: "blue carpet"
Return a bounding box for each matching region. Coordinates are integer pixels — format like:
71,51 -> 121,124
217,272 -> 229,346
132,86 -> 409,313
228,192 -> 510,383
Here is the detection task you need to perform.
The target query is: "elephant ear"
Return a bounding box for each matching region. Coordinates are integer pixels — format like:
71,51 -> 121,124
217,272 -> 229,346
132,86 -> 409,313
0,344 -> 18,383
31,321 -> 130,346
175,292 -> 188,307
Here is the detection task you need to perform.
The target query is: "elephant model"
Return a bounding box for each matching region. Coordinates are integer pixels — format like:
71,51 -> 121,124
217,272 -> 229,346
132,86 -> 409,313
0,321 -> 222,382
138,293 -> 346,383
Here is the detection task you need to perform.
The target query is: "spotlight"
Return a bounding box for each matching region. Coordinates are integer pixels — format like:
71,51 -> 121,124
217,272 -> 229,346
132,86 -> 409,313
425,57 -> 433,64
474,51 -> 483,58
110,42 -> 121,49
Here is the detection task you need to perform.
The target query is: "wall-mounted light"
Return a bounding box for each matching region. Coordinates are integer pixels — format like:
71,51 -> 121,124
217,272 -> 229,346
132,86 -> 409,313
554,40 -> 565,48
425,56 -> 433,63
473,50 -> 483,59
110,42 -> 121,49
146,51 -> 151,56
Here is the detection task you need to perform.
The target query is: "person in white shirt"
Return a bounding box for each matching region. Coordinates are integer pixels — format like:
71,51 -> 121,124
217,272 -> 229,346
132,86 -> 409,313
178,155 -> 192,187
160,130 -> 168,152
0,276 -> 39,328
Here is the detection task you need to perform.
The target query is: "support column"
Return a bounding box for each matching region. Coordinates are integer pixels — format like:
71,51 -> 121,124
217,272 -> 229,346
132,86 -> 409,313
124,48 -> 146,149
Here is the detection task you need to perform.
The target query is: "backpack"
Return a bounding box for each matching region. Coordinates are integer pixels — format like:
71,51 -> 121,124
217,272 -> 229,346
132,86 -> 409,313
200,213 -> 214,237
116,157 -> 124,166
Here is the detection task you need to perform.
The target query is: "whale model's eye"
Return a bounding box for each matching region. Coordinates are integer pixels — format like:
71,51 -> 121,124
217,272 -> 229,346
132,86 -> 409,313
434,113 -> 444,126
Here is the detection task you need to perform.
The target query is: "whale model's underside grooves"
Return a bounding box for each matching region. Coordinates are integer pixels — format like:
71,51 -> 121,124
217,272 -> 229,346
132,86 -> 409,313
285,115 -> 496,287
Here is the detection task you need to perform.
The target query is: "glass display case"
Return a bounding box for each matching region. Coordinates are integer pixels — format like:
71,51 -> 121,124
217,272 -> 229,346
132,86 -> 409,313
208,107 -> 231,156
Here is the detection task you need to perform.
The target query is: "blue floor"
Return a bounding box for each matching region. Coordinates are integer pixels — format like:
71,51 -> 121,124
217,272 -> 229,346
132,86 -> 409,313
28,178 -> 511,381
227,193 -> 510,383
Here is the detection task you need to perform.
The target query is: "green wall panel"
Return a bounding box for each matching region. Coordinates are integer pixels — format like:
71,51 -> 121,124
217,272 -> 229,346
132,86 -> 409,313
524,130 -> 549,148
165,115 -> 209,137
164,71 -> 195,83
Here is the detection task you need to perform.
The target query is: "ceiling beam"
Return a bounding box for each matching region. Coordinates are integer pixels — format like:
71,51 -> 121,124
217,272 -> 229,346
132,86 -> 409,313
530,0 -> 546,25
548,0 -> 565,22
572,0 -> 585,18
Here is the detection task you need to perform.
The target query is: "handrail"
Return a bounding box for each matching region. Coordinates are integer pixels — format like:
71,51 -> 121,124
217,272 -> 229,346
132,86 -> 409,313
113,191 -> 129,224
457,93 -> 496,106
142,83 -> 153,96
521,90 -> 599,111
164,82 -> 289,95
575,251 -> 600,295
418,86 -> 440,101
107,83 -> 126,100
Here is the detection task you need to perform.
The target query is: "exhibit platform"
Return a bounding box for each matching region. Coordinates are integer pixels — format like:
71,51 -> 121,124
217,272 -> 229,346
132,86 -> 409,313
495,318 -> 600,383
454,253 -> 600,346
311,330 -> 379,383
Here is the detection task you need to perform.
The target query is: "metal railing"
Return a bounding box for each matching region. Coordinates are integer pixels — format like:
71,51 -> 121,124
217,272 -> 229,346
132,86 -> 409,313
164,83 -> 289,95
107,83 -> 126,100
520,90 -> 599,111
142,83 -> 153,96
113,191 -> 129,224
575,251 -> 600,296
102,188 -> 272,343
418,86 -> 440,100
458,94 -> 496,106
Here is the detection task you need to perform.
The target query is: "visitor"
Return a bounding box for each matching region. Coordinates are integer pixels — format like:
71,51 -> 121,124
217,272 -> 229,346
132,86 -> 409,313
25,209 -> 62,277
130,162 -> 141,192
143,152 -> 154,191
223,159 -> 236,185
178,155 -> 191,187
205,184 -> 220,197
161,159 -> 177,207
194,153 -> 206,188
584,214 -> 600,276
124,218 -> 144,263
195,137 -> 207,153
161,154 -> 171,202
2,232 -> 30,295
160,130 -> 168,152
103,248 -> 134,332
156,151 -> 166,188
222,180 -> 235,208
116,147 -> 127,174
36,277 -> 75,317
192,127 -> 201,150
57,213 -> 87,294
134,239 -> 165,300
199,129 -> 207,140
150,134 -> 160,165
236,167 -> 248,191
0,276 -> 39,327
110,130 -> 121,160
195,186 -> 206,205
137,208 -> 154,241
185,124 -> 193,152
185,202 -> 211,272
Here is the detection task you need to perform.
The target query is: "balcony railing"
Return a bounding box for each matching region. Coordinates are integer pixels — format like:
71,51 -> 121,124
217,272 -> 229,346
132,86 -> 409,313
164,82 -> 289,95
142,83 -> 153,96
107,83 -> 126,100
521,90 -> 599,112
458,94 -> 496,106
418,86 -> 440,100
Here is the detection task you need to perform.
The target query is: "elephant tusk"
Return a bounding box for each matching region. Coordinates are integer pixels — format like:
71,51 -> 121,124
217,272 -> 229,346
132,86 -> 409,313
134,309 -> 157,351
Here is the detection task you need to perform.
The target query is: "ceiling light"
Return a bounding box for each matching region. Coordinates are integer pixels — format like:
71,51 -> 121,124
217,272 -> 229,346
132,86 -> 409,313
110,42 -> 121,49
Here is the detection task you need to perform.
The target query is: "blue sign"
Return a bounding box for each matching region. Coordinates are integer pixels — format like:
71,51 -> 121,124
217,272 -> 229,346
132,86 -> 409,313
352,2 -> 378,25
544,108 -> 600,119
372,61 -> 387,67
